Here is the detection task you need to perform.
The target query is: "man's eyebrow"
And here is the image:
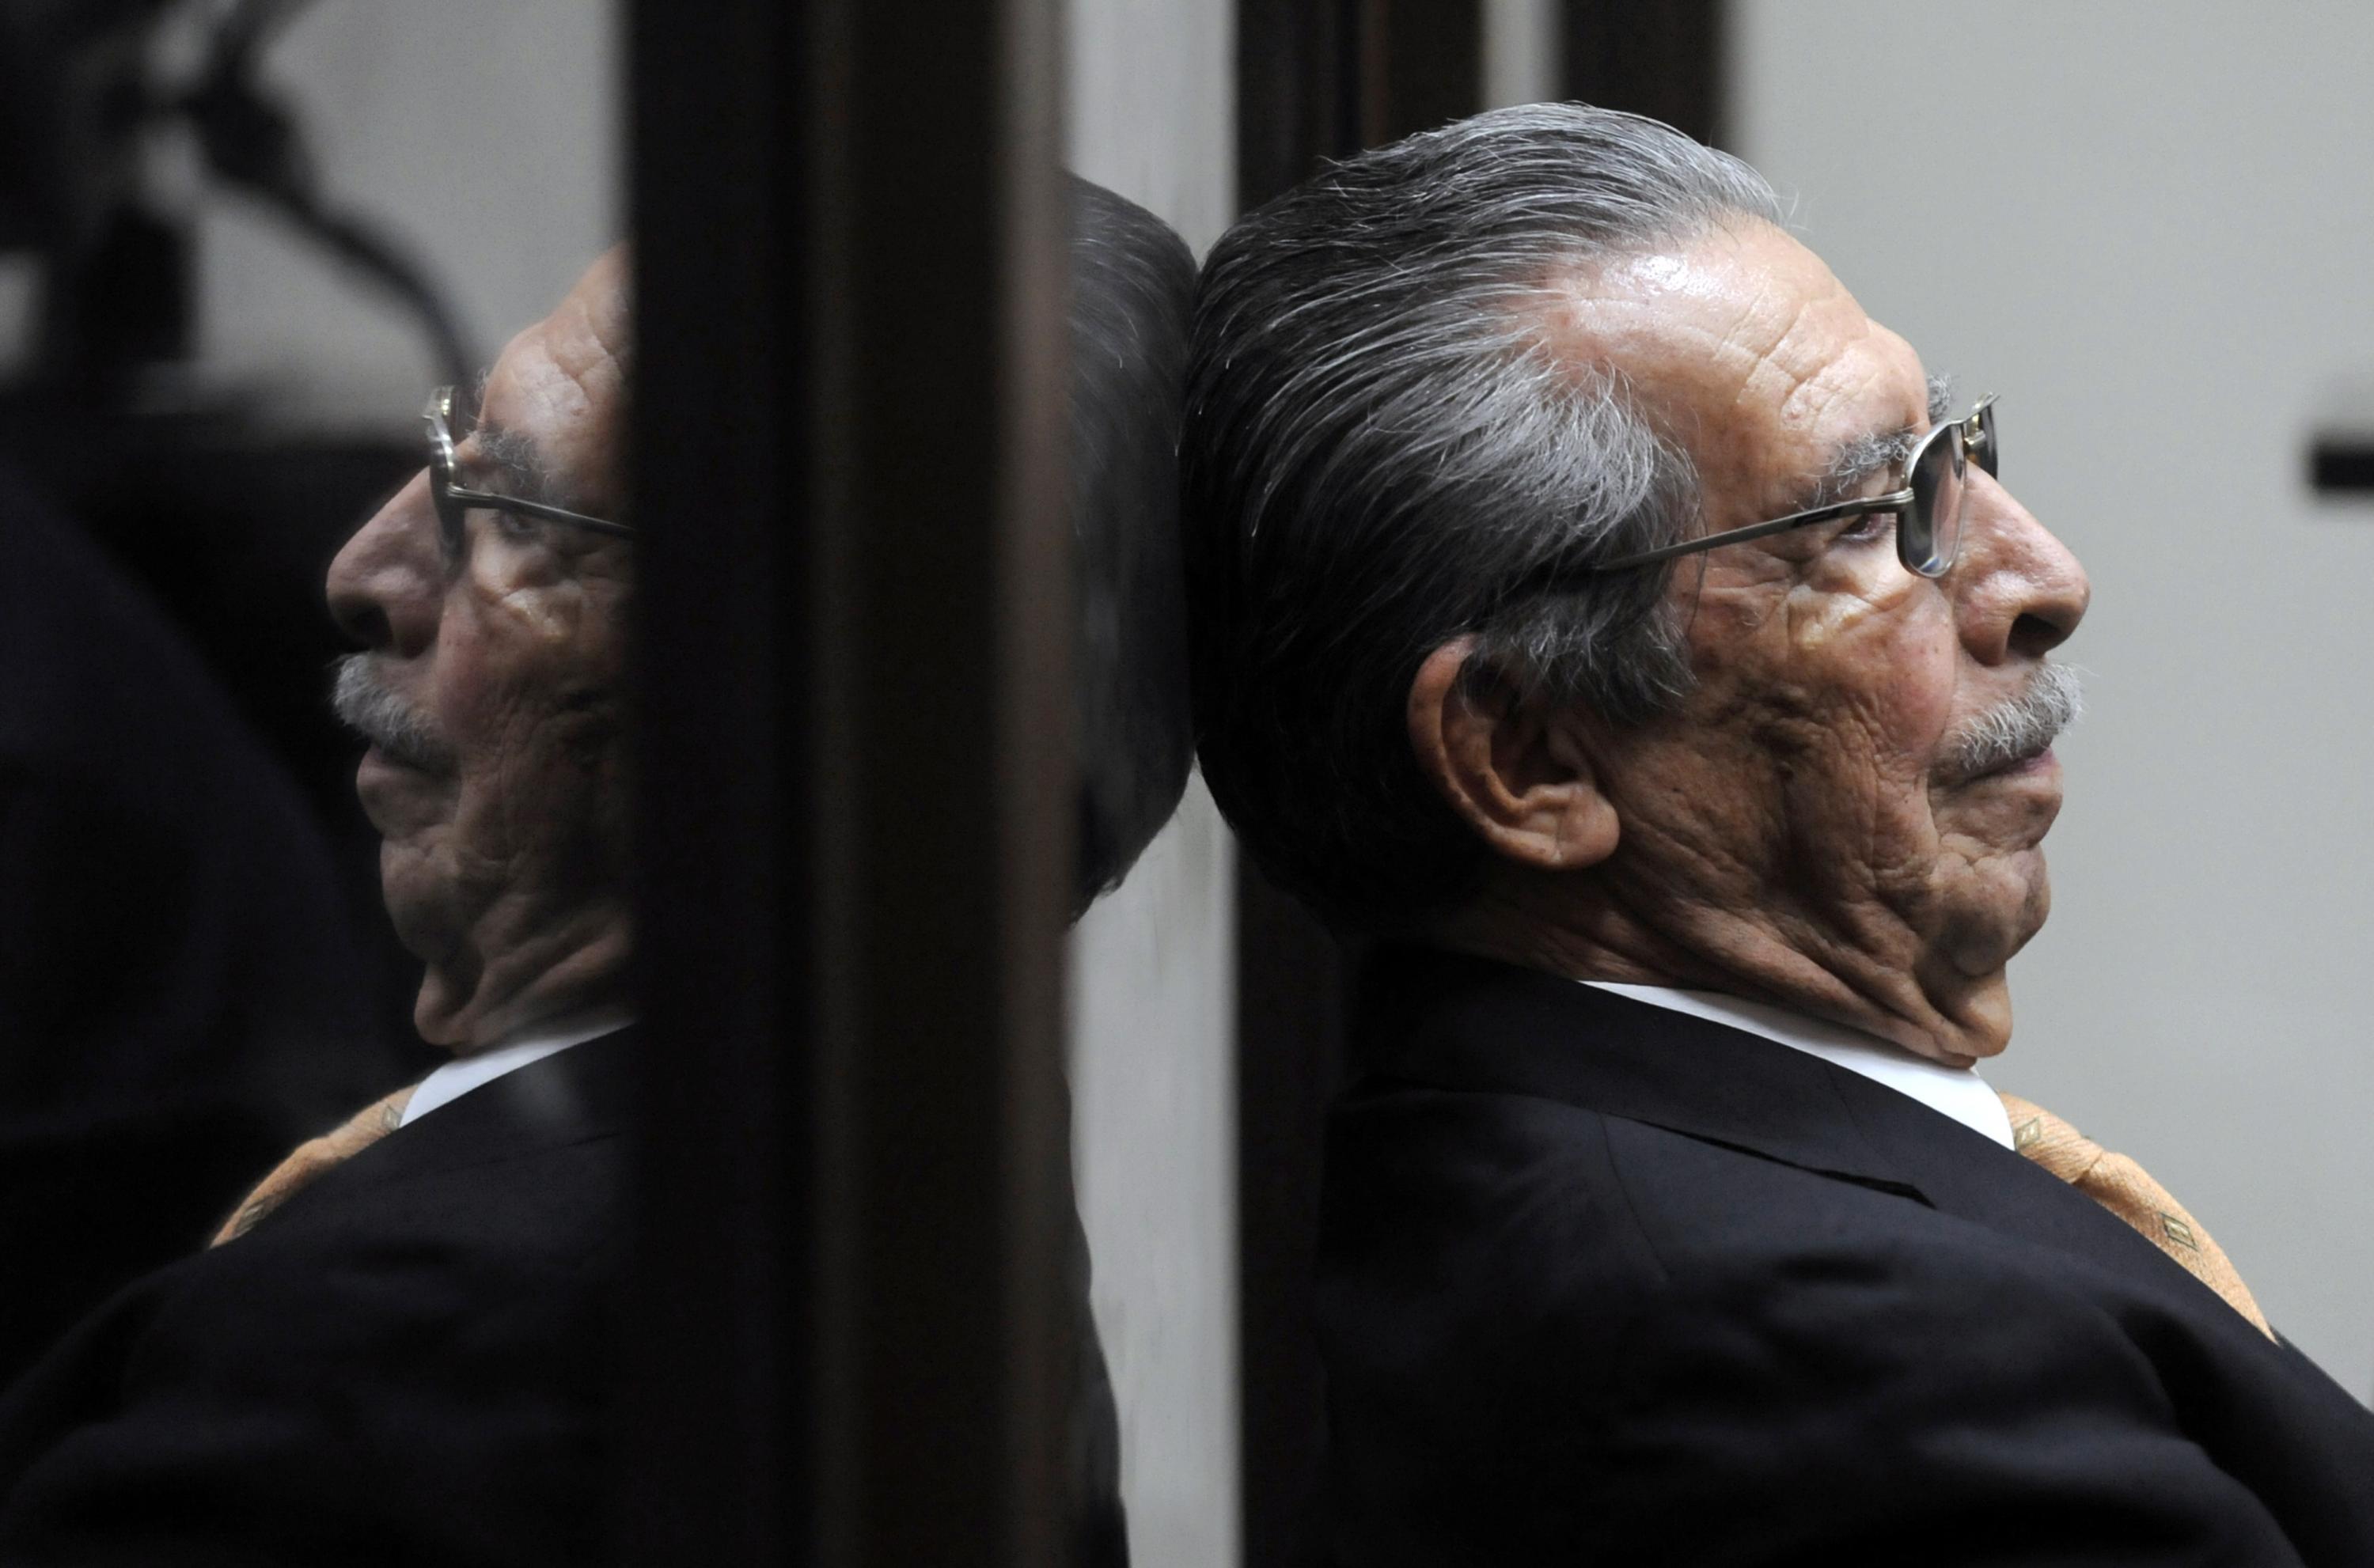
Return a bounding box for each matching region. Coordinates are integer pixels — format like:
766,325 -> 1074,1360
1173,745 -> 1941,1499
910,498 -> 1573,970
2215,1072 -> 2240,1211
462,415 -> 555,504
1803,423 -> 1919,509
1799,372 -> 1957,510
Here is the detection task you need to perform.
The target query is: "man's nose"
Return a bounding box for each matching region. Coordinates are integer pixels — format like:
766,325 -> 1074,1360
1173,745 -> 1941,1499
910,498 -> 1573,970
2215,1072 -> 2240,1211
1952,472 -> 2090,664
327,473 -> 443,655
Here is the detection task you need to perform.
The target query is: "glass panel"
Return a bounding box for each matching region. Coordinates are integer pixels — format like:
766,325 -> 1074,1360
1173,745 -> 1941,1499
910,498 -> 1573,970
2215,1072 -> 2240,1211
1064,5 -> 1238,1566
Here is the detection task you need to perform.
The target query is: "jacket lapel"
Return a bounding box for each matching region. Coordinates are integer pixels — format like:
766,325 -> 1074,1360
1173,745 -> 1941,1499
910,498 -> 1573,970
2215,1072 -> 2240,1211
1360,948 -> 2280,1333
256,1026 -> 635,1224
1358,947 -> 1914,1196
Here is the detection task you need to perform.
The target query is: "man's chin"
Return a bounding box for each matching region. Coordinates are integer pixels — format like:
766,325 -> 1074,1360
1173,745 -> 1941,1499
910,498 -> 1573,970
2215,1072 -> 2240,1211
1928,969 -> 2015,1062
379,851 -> 466,968
1937,847 -> 2052,980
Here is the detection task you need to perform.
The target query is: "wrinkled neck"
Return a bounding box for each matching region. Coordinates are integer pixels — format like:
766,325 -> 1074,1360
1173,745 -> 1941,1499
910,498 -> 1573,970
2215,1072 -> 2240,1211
1430,865 -> 2010,1067
411,892 -> 634,1053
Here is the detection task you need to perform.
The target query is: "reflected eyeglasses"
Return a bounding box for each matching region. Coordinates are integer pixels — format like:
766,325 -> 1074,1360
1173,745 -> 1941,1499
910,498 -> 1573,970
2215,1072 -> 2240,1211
423,385 -> 634,556
1591,394 -> 1999,581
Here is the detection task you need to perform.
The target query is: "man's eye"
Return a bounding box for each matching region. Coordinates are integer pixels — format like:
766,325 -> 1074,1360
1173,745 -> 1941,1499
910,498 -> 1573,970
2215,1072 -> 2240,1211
493,509 -> 540,540
1835,509 -> 1892,544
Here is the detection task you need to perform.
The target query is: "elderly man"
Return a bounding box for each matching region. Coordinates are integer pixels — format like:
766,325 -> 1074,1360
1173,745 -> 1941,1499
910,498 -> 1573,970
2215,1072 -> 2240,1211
0,251 -> 643,1564
1183,104 -> 2374,1563
0,178 -> 1189,1559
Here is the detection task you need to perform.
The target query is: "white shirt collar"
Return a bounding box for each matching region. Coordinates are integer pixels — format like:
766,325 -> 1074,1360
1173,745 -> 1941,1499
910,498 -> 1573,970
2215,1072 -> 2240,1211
1578,982 -> 2013,1149
398,1006 -> 635,1129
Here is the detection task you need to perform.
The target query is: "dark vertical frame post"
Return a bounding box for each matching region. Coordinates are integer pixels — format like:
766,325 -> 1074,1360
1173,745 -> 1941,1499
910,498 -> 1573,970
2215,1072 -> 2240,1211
1374,0 -> 1485,140
1561,0 -> 1728,146
1231,9 -> 1481,1566
1235,0 -> 1484,211
1236,0 -> 1364,212
625,0 -> 1074,1561
1231,23 -> 1364,1564
623,1 -> 805,1556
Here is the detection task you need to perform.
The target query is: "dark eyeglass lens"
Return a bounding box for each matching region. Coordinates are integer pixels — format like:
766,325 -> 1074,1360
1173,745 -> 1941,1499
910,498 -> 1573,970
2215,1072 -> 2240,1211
1902,430 -> 1966,578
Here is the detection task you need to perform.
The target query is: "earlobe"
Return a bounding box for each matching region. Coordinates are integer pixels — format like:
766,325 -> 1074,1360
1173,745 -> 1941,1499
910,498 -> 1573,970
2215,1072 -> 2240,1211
1406,640 -> 1620,873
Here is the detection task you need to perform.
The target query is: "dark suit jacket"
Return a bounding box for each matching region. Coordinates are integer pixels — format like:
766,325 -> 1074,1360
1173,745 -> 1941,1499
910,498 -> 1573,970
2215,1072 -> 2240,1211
0,1025 -> 1132,1566
0,465 -> 419,1384
0,1028 -> 632,1566
1318,949 -> 2374,1566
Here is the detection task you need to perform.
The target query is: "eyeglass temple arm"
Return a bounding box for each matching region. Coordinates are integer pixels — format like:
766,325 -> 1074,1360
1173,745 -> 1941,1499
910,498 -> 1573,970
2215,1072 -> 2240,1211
442,481 -> 636,538
1591,486 -> 1914,572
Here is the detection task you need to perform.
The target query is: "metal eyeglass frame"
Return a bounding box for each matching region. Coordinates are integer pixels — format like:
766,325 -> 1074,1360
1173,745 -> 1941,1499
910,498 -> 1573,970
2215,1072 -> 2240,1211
423,385 -> 635,553
1591,394 -> 1998,580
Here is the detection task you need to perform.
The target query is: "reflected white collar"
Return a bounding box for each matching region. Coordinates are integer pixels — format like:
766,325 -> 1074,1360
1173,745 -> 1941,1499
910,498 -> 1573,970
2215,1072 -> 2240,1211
399,1007 -> 635,1129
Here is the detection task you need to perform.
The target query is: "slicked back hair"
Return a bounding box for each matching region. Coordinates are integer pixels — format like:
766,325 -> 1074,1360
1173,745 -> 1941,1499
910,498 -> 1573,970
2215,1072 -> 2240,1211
1180,103 -> 1783,926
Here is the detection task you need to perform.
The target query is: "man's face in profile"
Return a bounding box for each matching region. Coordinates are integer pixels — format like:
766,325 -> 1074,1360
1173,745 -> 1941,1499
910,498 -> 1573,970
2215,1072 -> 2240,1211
1548,222 -> 2089,1060
325,252 -> 635,1047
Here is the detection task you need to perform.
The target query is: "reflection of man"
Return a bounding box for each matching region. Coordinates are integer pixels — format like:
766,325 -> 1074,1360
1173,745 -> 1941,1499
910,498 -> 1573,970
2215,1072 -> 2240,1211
1,169 -> 1194,1559
1182,104 -> 2374,1562
0,252 -> 642,1563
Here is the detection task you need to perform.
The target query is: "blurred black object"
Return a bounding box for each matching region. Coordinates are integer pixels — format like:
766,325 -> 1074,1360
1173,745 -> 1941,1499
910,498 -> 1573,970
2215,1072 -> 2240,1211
0,2 -> 171,253
170,0 -> 472,389
2310,436 -> 2374,495
0,460 -> 419,1385
2,0 -> 472,392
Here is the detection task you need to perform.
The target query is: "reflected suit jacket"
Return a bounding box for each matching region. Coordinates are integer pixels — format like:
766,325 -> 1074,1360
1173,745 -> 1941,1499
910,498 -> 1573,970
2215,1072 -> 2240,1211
1318,949 -> 2374,1566
0,467 -> 419,1388
0,1026 -> 1131,1566
0,1028 -> 634,1566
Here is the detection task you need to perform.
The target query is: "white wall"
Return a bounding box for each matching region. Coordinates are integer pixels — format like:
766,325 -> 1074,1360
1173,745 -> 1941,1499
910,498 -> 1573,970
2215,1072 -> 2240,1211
1064,5 -> 1241,1565
1734,1 -> 2374,1399
1481,0 -> 1559,112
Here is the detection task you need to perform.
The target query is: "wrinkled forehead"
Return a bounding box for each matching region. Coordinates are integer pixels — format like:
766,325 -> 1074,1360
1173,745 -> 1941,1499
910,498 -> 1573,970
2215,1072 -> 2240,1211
1535,219 -> 1928,515
473,252 -> 632,508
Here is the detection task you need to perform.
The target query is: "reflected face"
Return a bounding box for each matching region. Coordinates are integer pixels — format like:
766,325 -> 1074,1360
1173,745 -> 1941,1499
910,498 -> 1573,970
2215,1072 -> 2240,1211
1549,222 -> 2090,1056
325,252 -> 633,1044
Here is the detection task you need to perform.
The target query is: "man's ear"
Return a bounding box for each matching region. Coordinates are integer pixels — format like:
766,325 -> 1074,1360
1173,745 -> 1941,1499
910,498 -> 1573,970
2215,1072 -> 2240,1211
1406,638 -> 1618,872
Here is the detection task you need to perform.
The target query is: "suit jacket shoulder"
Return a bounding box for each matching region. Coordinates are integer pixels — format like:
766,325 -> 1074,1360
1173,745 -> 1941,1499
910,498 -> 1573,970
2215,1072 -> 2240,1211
0,1029 -> 631,1567
1318,949 -> 2374,1567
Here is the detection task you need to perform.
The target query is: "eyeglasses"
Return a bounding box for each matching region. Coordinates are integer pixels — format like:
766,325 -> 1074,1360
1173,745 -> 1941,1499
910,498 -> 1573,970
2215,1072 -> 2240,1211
1592,395 -> 1998,580
423,385 -> 634,556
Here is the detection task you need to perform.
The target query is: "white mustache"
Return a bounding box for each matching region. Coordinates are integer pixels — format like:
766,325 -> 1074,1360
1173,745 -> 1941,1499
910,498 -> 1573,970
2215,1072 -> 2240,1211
1942,662 -> 2083,781
332,654 -> 453,771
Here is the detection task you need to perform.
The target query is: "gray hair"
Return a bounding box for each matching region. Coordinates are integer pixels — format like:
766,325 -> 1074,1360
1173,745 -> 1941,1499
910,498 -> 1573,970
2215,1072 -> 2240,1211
1066,176 -> 1198,914
1180,102 -> 1784,924
332,652 -> 452,771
